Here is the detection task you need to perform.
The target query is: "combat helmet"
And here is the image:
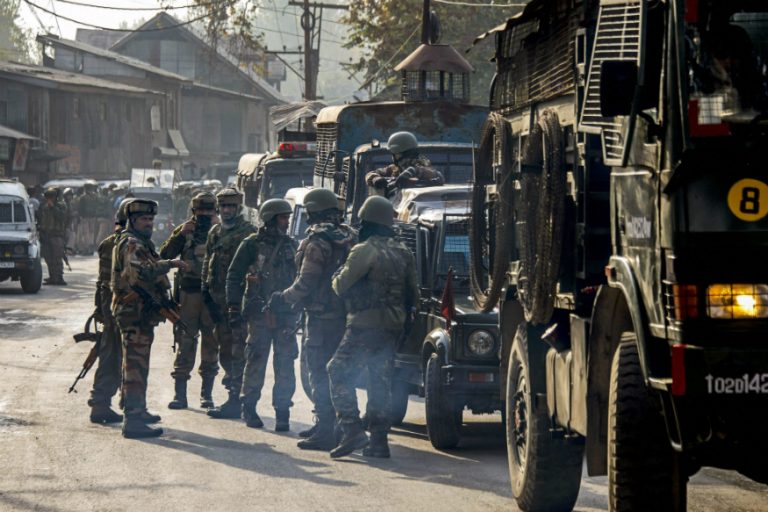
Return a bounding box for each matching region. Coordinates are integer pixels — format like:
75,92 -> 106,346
387,131 -> 418,156
216,187 -> 243,207
62,187 -> 74,198
358,195 -> 394,226
304,188 -> 340,214
126,198 -> 158,217
190,191 -> 217,212
115,198 -> 134,226
43,187 -> 59,198
259,198 -> 292,224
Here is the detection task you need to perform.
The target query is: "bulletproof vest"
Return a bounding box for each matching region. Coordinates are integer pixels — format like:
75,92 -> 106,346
178,224 -> 209,289
78,193 -> 100,218
97,232 -> 120,287
38,203 -> 68,235
296,224 -> 352,316
206,218 -> 256,292
345,236 -> 411,312
112,230 -> 171,301
242,231 -> 296,314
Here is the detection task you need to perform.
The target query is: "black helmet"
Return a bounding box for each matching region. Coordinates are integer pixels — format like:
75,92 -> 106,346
126,198 -> 158,216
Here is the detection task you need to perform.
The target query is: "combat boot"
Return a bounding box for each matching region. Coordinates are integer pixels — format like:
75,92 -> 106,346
122,415 -> 163,439
275,408 -> 290,432
200,376 -> 215,409
89,403 -> 123,424
363,430 -> 390,458
242,402 -> 263,428
207,392 -> 241,419
139,410 -> 162,423
297,419 -> 335,451
299,423 -> 318,438
330,421 -> 369,459
168,378 -> 188,409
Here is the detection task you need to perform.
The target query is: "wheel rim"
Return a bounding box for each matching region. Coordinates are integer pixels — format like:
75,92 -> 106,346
511,367 -> 528,472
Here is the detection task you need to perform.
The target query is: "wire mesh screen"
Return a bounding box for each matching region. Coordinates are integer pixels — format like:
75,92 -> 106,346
440,215 -> 471,277
314,123 -> 338,181
402,70 -> 470,102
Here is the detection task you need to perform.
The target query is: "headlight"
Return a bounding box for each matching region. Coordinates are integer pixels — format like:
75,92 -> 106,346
707,284 -> 768,319
13,244 -> 25,256
467,330 -> 494,356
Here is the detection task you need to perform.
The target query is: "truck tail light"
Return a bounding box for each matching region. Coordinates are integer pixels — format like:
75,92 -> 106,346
688,99 -> 731,138
672,284 -> 699,320
671,344 -> 687,396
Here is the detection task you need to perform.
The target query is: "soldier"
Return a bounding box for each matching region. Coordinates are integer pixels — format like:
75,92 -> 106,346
161,192 -> 219,410
204,188 -> 257,420
226,199 -> 298,431
76,182 -> 101,254
89,198 -> 133,424
365,132 -> 444,198
112,199 -> 188,438
37,187 -> 68,286
61,188 -> 76,254
270,188 -> 357,450
327,196 -> 419,459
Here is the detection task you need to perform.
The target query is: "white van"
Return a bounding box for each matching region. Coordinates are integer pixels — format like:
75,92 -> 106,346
0,179 -> 42,293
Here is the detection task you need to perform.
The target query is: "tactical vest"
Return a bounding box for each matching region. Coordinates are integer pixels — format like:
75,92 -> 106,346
206,219 -> 256,294
295,226 -> 352,318
112,231 -> 171,302
241,232 -> 296,316
178,226 -> 209,291
345,236 -> 412,313
38,203 -> 68,235
97,232 -> 120,289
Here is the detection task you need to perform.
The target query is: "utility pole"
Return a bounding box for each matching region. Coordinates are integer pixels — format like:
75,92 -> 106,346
288,0 -> 349,101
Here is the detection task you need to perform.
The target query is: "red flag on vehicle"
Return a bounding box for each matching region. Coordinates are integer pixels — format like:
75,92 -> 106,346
440,267 -> 456,329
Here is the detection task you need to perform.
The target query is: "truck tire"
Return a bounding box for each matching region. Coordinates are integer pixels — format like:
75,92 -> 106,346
20,260 -> 43,294
425,352 -> 462,449
608,336 -> 686,512
390,378 -> 410,425
507,324 -> 583,512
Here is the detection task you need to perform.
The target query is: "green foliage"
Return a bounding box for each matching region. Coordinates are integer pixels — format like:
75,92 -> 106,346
0,0 -> 34,63
342,0 -> 522,104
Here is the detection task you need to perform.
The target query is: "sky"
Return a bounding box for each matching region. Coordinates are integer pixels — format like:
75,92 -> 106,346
17,0 -> 364,103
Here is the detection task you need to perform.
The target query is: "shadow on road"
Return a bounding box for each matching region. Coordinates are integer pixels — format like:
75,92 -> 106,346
146,428 -> 355,488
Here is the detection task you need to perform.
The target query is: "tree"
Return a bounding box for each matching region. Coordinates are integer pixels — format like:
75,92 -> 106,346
342,0 -> 522,104
0,0 -> 34,63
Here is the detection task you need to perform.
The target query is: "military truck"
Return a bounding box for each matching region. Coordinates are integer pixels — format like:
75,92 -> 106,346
236,143 -> 315,209
394,206 -> 501,450
468,0 -> 768,510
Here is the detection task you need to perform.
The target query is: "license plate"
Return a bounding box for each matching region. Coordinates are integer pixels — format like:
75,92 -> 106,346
0,261 -> 15,268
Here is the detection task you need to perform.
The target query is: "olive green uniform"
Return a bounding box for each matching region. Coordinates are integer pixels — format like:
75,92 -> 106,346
37,200 -> 68,283
75,190 -> 101,254
364,155 -> 444,189
202,216 -> 257,397
88,230 -> 124,407
226,228 -> 298,412
160,221 -> 217,381
328,235 -> 419,432
282,223 -> 357,425
112,229 -> 174,417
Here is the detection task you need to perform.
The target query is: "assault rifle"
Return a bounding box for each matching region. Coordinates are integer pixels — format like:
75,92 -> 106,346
68,313 -> 102,393
128,284 -> 195,352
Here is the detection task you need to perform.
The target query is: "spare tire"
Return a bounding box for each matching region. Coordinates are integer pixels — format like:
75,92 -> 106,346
470,113 -> 515,312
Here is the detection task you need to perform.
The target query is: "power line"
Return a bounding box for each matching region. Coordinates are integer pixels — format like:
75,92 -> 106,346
51,0 -> 210,11
359,24 -> 419,90
21,0 -> 231,31
432,0 -> 525,6
48,0 -> 63,36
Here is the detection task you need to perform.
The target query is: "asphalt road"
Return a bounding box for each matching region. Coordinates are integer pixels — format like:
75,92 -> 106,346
0,256 -> 766,512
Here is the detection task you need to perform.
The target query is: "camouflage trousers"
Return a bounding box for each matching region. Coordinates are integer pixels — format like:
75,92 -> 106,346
212,298 -> 242,394
305,315 -> 346,423
327,326 -> 397,433
241,321 -> 298,410
41,235 -> 64,281
117,323 -> 155,416
88,317 -> 122,407
171,290 -> 218,380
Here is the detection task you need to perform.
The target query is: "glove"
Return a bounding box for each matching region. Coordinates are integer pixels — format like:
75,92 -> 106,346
227,307 -> 243,328
371,176 -> 388,189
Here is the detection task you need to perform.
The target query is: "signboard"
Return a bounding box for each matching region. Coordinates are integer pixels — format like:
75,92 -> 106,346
12,139 -> 29,171
130,168 -> 175,189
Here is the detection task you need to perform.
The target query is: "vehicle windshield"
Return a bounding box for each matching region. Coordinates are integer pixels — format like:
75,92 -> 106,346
688,3 -> 768,123
290,206 -> 309,240
0,195 -> 30,225
264,172 -> 312,200
360,148 -> 474,185
435,218 -> 471,292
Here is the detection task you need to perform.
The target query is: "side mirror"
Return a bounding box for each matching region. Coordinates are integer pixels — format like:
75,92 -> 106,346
599,60 -> 638,117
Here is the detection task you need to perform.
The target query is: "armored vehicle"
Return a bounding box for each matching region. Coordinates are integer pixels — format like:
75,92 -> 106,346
0,179 -> 42,293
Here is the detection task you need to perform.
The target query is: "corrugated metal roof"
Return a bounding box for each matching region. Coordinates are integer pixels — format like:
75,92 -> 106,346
0,61 -> 163,95
270,101 -> 325,132
394,44 -> 474,73
37,34 -> 191,82
0,123 -> 38,141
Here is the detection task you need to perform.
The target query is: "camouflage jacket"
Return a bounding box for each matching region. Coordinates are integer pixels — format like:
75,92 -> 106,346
111,228 -> 174,323
364,155 -> 444,188
159,219 -> 211,291
37,202 -> 68,237
282,222 -> 357,319
332,234 -> 419,331
95,229 -> 122,315
226,227 -> 298,323
202,216 -> 257,302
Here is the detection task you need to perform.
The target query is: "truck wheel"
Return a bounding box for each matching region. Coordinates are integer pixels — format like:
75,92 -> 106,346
20,260 -> 43,294
425,352 -> 462,449
507,325 -> 583,512
390,378 -> 409,426
608,336 -> 686,511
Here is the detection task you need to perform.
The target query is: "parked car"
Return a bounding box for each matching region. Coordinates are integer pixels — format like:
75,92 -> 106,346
393,208 -> 501,449
0,179 -> 43,293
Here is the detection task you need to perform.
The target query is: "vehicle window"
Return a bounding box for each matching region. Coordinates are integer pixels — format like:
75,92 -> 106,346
0,196 -> 28,223
291,206 -> 309,240
265,172 -> 313,200
440,235 -> 471,277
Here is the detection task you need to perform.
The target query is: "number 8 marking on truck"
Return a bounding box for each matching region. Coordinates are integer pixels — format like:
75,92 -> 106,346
727,179 -> 768,221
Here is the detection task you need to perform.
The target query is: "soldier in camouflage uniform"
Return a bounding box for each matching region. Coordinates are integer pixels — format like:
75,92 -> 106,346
88,198 -> 133,424
226,199 -> 298,431
328,196 -> 419,459
205,188 -> 257,419
112,199 -> 188,438
38,187 -> 68,285
274,188 -> 357,450
365,132 -> 444,199
161,192 -> 219,410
